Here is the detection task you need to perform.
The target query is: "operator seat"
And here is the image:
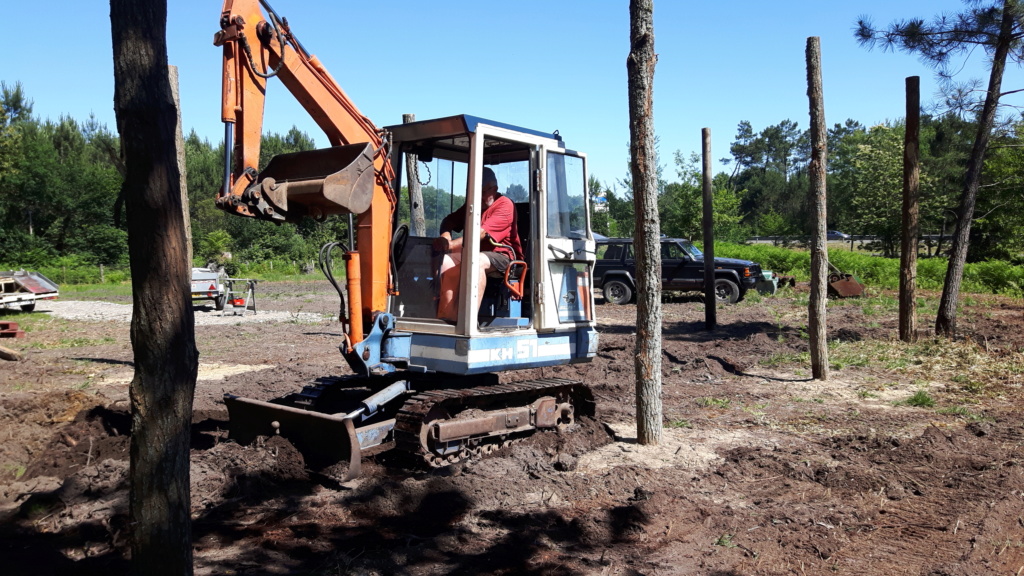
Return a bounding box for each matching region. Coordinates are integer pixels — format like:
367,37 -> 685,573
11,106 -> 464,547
480,202 -> 530,327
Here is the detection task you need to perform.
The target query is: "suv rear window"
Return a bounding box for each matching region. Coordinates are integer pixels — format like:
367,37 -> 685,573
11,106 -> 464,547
597,242 -> 632,260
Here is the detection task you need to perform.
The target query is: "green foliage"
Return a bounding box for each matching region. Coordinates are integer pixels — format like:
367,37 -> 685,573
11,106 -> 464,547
199,229 -> 233,261
710,242 -> 811,278
711,242 -> 1024,296
654,152 -> 748,242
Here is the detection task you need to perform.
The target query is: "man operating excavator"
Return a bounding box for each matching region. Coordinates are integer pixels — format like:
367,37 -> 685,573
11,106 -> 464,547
433,167 -> 523,324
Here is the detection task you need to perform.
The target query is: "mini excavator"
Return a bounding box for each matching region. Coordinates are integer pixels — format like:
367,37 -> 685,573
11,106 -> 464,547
214,0 -> 598,480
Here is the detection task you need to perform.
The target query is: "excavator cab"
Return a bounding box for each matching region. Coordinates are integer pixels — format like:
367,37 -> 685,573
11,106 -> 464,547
381,115 -> 598,374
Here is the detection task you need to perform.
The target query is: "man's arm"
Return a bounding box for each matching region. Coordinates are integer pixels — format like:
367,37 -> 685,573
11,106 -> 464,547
434,204 -> 469,253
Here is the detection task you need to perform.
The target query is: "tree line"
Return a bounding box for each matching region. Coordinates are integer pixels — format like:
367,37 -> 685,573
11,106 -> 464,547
590,112 -> 1024,264
3,82 -> 1023,273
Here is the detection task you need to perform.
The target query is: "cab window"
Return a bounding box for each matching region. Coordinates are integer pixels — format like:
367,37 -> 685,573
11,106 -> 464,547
545,152 -> 587,238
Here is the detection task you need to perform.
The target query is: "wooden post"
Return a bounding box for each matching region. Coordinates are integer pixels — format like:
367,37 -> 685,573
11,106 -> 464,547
628,0 -> 662,445
169,65 -> 192,267
900,76 -> 921,343
403,114 -> 426,236
0,345 -> 22,362
806,36 -> 830,381
701,128 -> 716,330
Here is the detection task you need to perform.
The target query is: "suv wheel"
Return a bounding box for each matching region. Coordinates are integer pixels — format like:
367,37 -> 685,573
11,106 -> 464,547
714,278 -> 740,304
603,279 -> 633,305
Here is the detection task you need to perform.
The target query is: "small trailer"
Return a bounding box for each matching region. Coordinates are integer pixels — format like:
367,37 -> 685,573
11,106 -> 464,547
191,266 -> 228,310
1,270 -> 60,312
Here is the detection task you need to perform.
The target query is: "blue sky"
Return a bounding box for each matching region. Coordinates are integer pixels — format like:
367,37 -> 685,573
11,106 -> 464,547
5,1 -> 1021,190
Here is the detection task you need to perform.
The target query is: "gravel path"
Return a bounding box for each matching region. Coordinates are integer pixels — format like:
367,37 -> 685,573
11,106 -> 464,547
35,300 -> 331,326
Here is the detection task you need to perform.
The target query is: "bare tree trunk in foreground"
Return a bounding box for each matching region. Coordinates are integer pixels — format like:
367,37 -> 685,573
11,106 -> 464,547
111,0 -> 199,574
900,76 -> 920,343
627,0 -> 662,445
805,36 -> 829,381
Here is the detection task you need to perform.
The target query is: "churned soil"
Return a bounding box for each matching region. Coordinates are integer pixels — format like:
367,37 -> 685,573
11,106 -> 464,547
1,280 -> 1023,575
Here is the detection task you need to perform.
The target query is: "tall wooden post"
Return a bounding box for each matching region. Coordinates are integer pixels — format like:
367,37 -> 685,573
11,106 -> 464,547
900,76 -> 921,343
403,113 -> 426,236
628,0 -> 662,445
169,65 -> 191,267
701,128 -> 716,330
806,36 -> 830,381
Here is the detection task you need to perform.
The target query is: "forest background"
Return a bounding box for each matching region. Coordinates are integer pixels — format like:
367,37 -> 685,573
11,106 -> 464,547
1,81 -> 1023,293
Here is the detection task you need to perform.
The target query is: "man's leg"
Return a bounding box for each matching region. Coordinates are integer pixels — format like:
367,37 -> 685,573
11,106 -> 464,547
437,253 -> 461,322
475,257 -> 494,315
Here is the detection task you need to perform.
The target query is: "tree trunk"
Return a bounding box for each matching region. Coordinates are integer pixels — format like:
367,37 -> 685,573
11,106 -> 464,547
936,0 -> 1015,337
403,113 -> 426,236
701,128 -> 716,330
805,37 -> 829,381
111,1 -> 199,575
900,76 -> 921,343
628,0 -> 662,445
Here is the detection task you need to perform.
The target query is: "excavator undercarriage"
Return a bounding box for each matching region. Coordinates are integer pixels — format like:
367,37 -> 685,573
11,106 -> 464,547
225,374 -> 595,481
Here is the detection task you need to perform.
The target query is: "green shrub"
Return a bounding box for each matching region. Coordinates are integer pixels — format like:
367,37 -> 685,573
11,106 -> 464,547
710,242 -> 1024,296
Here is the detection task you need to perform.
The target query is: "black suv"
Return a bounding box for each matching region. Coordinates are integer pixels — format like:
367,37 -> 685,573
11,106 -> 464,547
593,237 -> 763,305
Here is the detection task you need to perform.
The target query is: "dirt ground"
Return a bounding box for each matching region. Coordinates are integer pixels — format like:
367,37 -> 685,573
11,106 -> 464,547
1,280 -> 1023,575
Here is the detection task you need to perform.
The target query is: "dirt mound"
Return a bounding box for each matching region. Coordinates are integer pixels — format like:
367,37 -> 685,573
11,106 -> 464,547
23,406 -> 130,480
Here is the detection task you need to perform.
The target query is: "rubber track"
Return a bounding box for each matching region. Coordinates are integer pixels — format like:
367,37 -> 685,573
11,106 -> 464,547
394,377 -> 591,465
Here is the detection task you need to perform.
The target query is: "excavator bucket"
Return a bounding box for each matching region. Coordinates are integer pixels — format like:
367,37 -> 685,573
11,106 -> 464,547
826,262 -> 866,298
827,273 -> 866,298
254,142 -> 376,222
224,394 -> 362,482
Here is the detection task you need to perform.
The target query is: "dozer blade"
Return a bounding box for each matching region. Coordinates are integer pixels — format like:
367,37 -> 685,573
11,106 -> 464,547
224,394 -> 362,482
254,142 -> 376,222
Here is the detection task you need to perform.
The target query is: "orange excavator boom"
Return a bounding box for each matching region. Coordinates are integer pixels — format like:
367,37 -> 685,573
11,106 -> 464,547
213,0 -> 396,344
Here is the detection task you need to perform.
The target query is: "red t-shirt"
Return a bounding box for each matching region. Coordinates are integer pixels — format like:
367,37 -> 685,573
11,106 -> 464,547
440,195 -> 523,260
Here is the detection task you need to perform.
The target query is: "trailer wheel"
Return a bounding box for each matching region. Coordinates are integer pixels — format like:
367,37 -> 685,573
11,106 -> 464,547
714,278 -> 740,304
214,295 -> 226,311
20,302 -> 35,312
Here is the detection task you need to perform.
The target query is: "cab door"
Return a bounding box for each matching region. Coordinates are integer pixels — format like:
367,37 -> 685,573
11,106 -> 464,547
539,149 -> 594,329
661,241 -> 691,290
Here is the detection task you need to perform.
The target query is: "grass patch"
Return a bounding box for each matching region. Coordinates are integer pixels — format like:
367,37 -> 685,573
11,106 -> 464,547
2,464 -> 27,480
60,283 -> 133,300
935,406 -> 984,420
696,397 -> 731,409
714,533 -> 736,548
24,336 -> 116,350
760,351 -> 809,368
665,418 -> 692,429
898,390 -> 936,408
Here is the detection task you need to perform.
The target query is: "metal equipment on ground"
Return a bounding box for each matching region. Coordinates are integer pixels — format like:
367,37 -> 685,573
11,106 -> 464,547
1,270 -> 59,313
827,262 -> 866,298
220,278 -> 258,315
